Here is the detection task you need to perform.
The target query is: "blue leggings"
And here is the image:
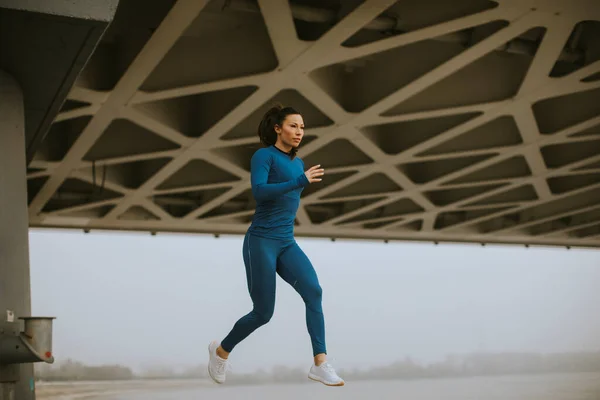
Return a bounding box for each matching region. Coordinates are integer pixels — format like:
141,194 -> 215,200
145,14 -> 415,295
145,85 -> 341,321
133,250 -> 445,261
221,233 -> 326,356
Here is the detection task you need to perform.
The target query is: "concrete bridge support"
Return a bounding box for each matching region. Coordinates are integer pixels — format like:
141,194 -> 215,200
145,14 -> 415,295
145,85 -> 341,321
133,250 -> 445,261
0,70 -> 35,400
0,1 -> 118,398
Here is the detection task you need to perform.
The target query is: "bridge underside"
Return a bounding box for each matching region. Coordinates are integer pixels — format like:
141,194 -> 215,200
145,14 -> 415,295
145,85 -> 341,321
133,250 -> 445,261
27,0 -> 600,248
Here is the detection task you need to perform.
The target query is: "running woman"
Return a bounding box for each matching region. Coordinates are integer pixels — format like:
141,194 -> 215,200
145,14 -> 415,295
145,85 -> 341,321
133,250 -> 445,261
207,105 -> 344,387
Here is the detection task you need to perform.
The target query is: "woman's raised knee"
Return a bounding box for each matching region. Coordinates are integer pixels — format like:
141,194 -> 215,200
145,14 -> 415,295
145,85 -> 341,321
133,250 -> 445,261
304,283 -> 323,303
252,308 -> 274,325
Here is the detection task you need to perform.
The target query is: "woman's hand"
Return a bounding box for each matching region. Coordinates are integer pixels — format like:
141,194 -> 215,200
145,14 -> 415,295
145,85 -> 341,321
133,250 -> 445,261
305,165 -> 325,183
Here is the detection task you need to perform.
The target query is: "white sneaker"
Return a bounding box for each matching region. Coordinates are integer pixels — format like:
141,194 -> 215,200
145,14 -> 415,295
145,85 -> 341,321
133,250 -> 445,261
308,361 -> 345,386
207,341 -> 229,384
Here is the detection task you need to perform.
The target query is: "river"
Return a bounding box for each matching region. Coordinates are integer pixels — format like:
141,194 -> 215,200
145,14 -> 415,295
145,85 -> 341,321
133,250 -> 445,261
37,372 -> 600,400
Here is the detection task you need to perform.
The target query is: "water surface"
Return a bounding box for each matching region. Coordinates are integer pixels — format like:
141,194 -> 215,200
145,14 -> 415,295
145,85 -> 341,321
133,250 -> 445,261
102,372 -> 600,400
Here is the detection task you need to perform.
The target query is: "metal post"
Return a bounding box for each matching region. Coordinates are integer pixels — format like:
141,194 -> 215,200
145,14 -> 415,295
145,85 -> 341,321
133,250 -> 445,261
0,70 -> 35,399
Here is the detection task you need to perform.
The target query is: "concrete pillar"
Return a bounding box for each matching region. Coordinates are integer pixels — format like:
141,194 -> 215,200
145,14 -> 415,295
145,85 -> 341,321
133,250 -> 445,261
0,71 -> 35,399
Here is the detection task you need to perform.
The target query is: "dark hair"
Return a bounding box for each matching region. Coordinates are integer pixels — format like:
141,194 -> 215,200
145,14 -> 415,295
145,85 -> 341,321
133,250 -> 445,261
257,104 -> 301,158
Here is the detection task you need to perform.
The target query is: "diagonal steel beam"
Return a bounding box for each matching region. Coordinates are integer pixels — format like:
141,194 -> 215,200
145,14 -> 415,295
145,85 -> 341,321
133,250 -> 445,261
29,0 -> 212,216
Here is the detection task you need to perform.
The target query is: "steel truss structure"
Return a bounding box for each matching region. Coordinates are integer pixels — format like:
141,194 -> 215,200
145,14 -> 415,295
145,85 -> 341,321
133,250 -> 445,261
27,0 -> 600,247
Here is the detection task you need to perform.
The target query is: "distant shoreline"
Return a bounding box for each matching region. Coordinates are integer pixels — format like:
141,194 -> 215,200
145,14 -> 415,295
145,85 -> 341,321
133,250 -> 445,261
35,350 -> 600,388
36,379 -> 212,399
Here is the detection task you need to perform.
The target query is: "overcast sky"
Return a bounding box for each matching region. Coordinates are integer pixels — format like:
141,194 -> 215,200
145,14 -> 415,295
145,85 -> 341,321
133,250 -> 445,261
29,228 -> 600,373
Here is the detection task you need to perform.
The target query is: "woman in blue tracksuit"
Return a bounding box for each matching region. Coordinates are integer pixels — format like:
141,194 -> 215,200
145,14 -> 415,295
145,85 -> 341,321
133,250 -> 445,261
207,105 -> 344,387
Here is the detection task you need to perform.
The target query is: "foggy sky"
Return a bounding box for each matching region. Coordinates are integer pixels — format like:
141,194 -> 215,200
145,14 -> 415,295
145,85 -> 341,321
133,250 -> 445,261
28,229 -> 600,373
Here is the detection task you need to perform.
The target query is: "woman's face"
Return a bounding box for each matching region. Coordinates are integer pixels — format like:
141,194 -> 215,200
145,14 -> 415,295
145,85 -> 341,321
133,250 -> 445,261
275,114 -> 304,149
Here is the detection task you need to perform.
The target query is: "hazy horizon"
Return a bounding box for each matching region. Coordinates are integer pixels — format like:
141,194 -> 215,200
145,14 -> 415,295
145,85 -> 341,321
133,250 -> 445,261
29,228 -> 600,374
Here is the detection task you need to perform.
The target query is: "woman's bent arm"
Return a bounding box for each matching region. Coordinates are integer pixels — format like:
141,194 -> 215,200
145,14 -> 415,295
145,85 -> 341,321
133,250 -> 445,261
251,151 -> 308,202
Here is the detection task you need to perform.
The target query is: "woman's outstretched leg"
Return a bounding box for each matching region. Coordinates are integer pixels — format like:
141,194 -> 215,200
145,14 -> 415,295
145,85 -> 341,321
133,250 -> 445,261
278,242 -> 344,386
208,234 -> 279,384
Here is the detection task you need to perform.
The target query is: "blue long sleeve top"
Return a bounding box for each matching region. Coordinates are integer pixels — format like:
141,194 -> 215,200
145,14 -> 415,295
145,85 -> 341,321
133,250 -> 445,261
247,145 -> 310,240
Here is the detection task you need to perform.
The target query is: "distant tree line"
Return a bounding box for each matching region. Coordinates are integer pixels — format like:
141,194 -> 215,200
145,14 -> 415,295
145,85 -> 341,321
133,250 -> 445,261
35,359 -> 135,381
340,351 -> 600,382
34,350 -> 600,384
